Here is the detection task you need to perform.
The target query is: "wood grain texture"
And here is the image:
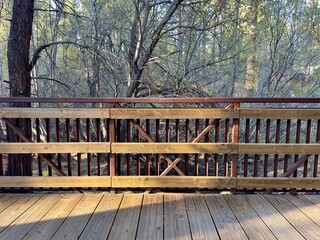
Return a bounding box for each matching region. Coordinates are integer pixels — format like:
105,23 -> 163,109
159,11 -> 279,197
0,176 -> 111,188
0,108 -> 110,118
0,194 -> 62,240
239,143 -> 320,154
0,194 -> 24,214
112,176 -> 236,188
111,108 -> 238,119
108,194 -> 143,240
164,194 -> 191,240
225,195 -> 276,240
79,194 -> 123,240
245,195 -> 304,240
0,142 -> 111,154
240,109 -> 320,119
265,195 -> 320,239
23,194 -> 82,240
237,177 -> 320,189
285,195 -> 320,227
205,194 -> 248,240
51,194 -> 103,240
136,194 -> 163,240
184,194 -> 220,240
112,143 -> 237,154
0,194 -> 43,233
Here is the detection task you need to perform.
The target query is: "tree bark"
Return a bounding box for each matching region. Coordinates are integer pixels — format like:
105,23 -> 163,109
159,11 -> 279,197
6,0 -> 35,176
8,0 -> 34,103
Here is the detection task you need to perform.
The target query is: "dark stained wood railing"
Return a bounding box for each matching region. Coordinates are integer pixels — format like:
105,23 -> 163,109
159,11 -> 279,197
0,97 -> 319,192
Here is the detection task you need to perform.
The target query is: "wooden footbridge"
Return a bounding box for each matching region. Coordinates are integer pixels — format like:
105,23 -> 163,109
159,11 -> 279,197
0,97 -> 319,239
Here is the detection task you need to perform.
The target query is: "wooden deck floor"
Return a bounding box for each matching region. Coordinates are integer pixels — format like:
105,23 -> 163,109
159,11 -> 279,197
0,193 -> 319,240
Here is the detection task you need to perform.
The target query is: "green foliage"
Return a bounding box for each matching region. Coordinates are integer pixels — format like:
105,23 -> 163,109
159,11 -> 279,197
2,0 -> 320,98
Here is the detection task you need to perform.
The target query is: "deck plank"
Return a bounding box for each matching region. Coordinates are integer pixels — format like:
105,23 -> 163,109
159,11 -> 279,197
22,194 -> 82,240
0,194 -> 43,233
79,194 -> 123,240
163,194 -> 191,240
225,195 -> 276,239
0,194 -> 61,240
108,194 -> 143,240
245,195 -> 304,240
136,194 -> 163,240
205,194 -> 248,240
305,195 -> 320,208
51,194 -> 103,240
0,193 -> 318,240
0,194 -> 24,213
285,195 -> 320,226
265,195 -> 320,239
184,194 -> 220,240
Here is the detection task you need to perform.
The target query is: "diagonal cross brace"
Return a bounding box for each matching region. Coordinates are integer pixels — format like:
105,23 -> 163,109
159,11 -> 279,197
3,119 -> 66,176
115,103 -> 233,177
264,140 -> 320,194
113,103 -> 186,176
129,119 -> 185,176
160,104 -> 234,176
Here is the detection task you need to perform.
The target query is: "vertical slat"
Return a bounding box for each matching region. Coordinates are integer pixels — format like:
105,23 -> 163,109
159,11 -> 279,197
86,118 -> 91,176
274,119 -> 281,177
253,119 -> 260,177
224,119 -> 230,176
116,119 -> 121,176
284,119 -> 291,173
76,118 -> 81,176
165,119 -> 170,169
264,119 -> 271,177
56,119 -> 62,170
231,103 -> 240,193
313,120 -> 320,177
303,119 -> 311,177
214,120 -> 220,176
46,118 -> 52,176
294,119 -> 301,177
136,119 -> 141,176
194,119 -> 199,176
175,119 -> 180,175
146,119 -> 150,175
106,118 -> 110,176
109,116 -> 116,177
16,119 -> 22,176
26,118 -> 32,175
0,154 -> 3,176
6,122 -> 13,176
96,118 -> 101,176
36,118 -> 42,176
185,119 -> 190,176
66,118 -> 72,176
204,119 -> 209,176
243,119 -> 250,177
126,120 -> 131,176
155,119 -> 160,175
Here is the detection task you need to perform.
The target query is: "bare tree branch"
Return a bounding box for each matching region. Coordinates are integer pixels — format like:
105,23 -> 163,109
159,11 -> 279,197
31,76 -> 71,90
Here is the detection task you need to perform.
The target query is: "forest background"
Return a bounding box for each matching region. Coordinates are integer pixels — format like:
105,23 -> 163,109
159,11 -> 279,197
0,0 -> 320,99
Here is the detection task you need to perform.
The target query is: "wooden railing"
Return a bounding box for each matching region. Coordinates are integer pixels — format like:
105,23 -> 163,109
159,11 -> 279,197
0,97 -> 319,192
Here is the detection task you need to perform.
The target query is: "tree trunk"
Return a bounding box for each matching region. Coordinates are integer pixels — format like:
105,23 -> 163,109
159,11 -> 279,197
6,0 -> 35,176
246,0 -> 259,96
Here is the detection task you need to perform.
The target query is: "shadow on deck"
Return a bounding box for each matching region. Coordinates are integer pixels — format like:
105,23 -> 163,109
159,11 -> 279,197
0,193 -> 319,240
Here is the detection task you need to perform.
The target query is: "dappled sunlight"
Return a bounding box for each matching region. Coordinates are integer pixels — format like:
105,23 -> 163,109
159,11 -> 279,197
0,193 -> 319,239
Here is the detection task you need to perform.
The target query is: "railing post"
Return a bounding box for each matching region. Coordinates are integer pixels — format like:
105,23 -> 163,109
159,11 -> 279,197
109,104 -> 116,189
231,102 -> 240,194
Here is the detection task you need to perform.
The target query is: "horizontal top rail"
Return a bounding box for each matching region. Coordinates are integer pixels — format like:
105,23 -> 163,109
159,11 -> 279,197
1,107 -> 319,119
0,108 -> 111,118
1,97 -> 320,104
